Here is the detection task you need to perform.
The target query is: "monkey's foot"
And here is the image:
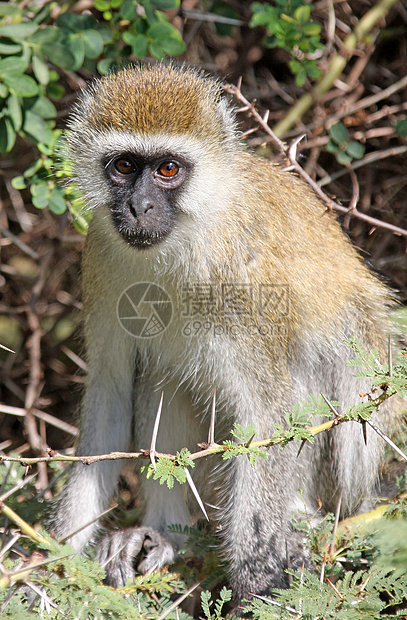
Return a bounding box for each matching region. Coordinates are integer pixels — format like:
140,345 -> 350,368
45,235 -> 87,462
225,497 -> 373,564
96,526 -> 175,587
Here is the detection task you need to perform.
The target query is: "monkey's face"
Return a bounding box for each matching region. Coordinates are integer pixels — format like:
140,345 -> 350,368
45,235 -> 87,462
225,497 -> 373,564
104,152 -> 191,248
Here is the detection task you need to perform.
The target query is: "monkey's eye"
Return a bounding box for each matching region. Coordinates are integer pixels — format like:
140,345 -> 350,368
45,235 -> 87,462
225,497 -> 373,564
157,162 -> 179,178
114,158 -> 137,175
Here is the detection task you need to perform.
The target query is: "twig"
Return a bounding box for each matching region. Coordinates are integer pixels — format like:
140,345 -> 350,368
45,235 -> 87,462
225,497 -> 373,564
272,0 -> 401,136
343,168 -> 359,230
0,403 -> 79,437
156,582 -> 200,620
225,84 -> 407,238
58,503 -> 118,544
319,145 -> 407,186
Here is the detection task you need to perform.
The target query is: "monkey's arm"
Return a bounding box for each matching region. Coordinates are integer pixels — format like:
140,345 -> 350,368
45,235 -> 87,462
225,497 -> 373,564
52,225 -> 137,551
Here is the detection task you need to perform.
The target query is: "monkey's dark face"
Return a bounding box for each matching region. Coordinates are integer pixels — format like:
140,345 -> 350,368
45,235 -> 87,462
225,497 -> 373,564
104,153 -> 190,248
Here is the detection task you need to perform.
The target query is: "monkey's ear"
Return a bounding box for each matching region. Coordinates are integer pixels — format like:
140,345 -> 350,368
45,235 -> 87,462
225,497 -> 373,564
216,97 -> 238,145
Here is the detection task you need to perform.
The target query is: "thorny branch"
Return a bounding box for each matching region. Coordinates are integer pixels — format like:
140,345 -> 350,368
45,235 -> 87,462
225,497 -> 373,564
1,398 -> 405,468
223,82 -> 407,239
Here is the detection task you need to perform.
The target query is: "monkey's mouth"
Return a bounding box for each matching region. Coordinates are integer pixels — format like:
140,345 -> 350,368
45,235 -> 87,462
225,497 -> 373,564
117,225 -> 168,248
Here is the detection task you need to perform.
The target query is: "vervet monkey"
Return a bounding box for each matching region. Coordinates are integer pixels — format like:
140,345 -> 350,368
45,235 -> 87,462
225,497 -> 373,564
54,63 -> 392,598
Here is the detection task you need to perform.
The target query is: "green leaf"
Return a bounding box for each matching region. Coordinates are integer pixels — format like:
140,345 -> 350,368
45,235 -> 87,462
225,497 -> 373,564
149,41 -> 165,60
11,175 -> 27,190
395,118 -> 407,136
65,34 -> 85,70
96,57 -> 116,74
23,110 -> 52,143
0,116 -> 16,152
0,41 -> 22,55
148,22 -> 177,39
326,138 -> 339,154
24,96 -> 57,120
294,5 -> 311,24
31,183 -> 50,209
47,82 -> 65,99
123,32 -> 149,57
295,68 -> 307,86
94,0 -> 110,10
345,140 -> 365,159
0,56 -> 30,76
151,0 -> 180,8
81,30 -> 104,58
3,74 -> 39,97
28,27 -> 60,45
0,82 -> 8,98
0,23 -> 38,40
7,94 -> 22,131
40,42 -> 76,69
159,37 -> 186,56
303,23 -> 321,36
56,12 -> 96,32
0,2 -> 21,16
32,55 -> 50,85
329,121 -> 349,145
48,188 -> 68,214
336,150 -> 352,165
119,0 -> 139,21
306,64 -> 321,79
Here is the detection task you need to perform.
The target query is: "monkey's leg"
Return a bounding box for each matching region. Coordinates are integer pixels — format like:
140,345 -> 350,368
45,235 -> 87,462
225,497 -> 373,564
97,381 -> 202,587
52,313 -> 136,552
299,345 -> 384,518
226,435 -> 298,599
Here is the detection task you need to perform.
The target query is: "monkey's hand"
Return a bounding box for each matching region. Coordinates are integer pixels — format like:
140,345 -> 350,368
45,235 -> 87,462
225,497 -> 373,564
96,526 -> 176,587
